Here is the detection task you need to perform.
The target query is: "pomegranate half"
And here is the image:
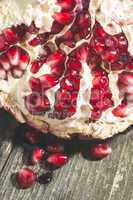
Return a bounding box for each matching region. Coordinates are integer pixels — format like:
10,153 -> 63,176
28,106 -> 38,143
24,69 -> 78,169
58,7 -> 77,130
0,0 -> 133,139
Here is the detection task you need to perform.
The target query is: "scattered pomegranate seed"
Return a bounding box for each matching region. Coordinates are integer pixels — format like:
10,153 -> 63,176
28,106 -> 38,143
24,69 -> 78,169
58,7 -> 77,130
46,144 -> 64,153
32,148 -> 45,164
17,168 -> 37,189
38,171 -> 53,184
46,153 -> 69,167
89,143 -> 112,159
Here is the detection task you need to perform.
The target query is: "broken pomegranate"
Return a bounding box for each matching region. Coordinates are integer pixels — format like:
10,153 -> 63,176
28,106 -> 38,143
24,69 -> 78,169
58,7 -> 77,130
0,0 -> 132,139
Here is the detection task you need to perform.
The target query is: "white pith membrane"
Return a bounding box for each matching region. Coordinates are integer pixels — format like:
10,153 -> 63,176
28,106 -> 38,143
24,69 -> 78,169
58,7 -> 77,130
0,0 -> 133,139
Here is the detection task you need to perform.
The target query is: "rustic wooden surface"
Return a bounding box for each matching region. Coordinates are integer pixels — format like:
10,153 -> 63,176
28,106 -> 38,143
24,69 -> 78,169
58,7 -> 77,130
0,109 -> 133,200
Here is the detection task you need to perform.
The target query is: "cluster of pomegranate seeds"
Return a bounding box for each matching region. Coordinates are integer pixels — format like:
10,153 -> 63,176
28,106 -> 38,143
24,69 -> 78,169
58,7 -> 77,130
14,125 -> 111,189
90,69 -> 114,120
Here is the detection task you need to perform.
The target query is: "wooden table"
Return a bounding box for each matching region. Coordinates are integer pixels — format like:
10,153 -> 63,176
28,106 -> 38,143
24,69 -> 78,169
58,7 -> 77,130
0,110 -> 133,200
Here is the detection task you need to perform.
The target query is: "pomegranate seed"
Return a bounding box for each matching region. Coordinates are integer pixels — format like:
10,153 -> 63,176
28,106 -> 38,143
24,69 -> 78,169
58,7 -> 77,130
30,59 -> 43,74
46,144 -> 64,153
0,54 -> 11,71
38,172 -> 53,184
32,148 -> 45,164
0,34 -> 9,52
46,153 -> 69,167
94,23 -> 106,38
3,28 -> 18,44
93,39 -> 105,53
47,50 -> 66,67
25,131 -> 41,144
51,64 -> 65,78
17,168 -> 37,189
105,36 -> 118,48
29,77 -> 41,92
19,49 -> 30,70
28,37 -> 40,46
60,78 -> 73,91
54,11 -> 74,25
55,30 -> 74,47
51,21 -> 64,34
0,67 -> 7,80
67,58 -> 82,72
7,46 -> 20,66
40,74 -> 59,90
57,0 -> 76,11
89,144 -> 112,159
91,109 -> 102,121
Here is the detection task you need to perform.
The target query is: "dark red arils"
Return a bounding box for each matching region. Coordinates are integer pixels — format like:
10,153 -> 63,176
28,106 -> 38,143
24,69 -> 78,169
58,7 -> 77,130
46,144 -> 64,153
46,50 -> 66,67
3,28 -> 18,44
28,33 -> 49,46
46,153 -> 69,167
67,58 -> 82,72
54,11 -> 74,25
40,74 -> 59,90
30,59 -> 43,74
32,148 -> 45,164
17,168 -> 37,189
89,143 -> 112,159
0,34 -> 9,52
38,172 -> 53,185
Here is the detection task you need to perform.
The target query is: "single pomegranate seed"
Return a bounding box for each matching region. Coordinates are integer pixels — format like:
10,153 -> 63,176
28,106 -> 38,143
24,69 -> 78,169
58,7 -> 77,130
0,34 -> 9,52
89,144 -> 112,159
67,58 -> 82,72
7,46 -> 20,66
91,109 -> 102,121
25,131 -> 41,144
0,54 -> 11,71
17,168 -> 37,189
38,172 -> 53,184
46,153 -> 69,167
60,78 -> 73,91
51,64 -> 65,78
30,59 -> 43,74
32,148 -> 45,164
19,49 -> 30,70
57,0 -> 76,11
3,28 -> 18,44
40,74 -> 59,90
51,21 -> 64,34
29,77 -> 41,92
94,22 -> 106,38
46,50 -> 66,67
46,144 -> 64,153
28,37 -> 40,46
54,11 -> 74,25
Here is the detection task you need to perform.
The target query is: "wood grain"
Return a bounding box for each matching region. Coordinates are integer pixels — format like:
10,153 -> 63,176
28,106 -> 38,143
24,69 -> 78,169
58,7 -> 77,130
0,110 -> 133,200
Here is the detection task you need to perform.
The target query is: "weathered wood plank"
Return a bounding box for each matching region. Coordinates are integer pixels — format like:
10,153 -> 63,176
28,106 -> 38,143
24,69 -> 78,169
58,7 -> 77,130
0,110 -> 18,172
0,112 -> 133,200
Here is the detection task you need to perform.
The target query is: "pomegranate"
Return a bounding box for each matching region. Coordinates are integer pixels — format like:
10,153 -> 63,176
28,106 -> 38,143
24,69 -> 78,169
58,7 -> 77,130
0,0 -> 132,140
